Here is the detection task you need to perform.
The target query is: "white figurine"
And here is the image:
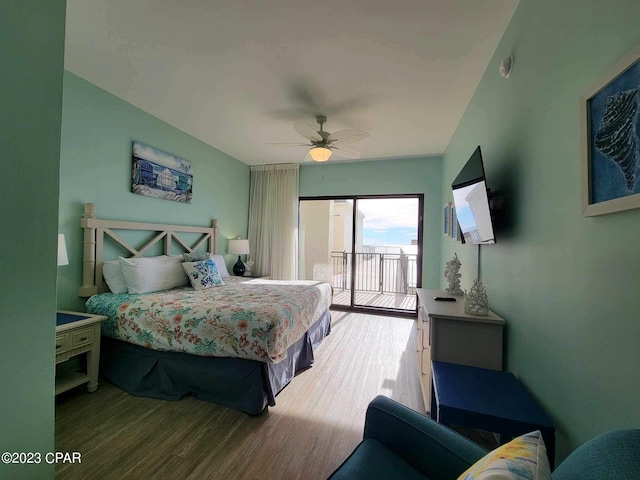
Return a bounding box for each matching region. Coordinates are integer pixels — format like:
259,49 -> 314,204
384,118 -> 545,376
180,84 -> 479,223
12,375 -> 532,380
444,253 -> 464,296
464,279 -> 489,316
243,259 -> 254,277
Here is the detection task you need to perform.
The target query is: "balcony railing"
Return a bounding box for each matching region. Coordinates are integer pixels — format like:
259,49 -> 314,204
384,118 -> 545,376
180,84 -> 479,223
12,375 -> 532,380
331,250 -> 418,295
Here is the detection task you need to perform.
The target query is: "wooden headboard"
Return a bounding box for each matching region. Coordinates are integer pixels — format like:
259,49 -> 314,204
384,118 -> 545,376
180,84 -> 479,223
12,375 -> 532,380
79,202 -> 218,297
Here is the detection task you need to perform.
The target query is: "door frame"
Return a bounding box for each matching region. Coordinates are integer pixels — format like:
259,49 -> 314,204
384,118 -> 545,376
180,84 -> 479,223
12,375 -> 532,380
299,194 -> 423,317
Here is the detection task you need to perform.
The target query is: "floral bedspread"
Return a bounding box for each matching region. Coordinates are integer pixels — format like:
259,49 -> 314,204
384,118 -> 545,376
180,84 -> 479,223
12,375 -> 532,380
86,277 -> 332,363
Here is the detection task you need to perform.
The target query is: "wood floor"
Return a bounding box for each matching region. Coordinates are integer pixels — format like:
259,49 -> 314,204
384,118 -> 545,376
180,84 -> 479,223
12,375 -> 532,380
55,312 -> 423,480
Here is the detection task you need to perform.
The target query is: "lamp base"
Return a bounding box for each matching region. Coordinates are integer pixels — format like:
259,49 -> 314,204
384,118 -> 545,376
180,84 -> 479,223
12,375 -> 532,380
233,256 -> 246,276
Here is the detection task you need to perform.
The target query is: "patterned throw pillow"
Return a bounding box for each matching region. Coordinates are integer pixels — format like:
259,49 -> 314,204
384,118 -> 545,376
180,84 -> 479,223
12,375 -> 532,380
457,430 -> 551,480
182,253 -> 231,277
181,259 -> 224,290
182,252 -> 214,262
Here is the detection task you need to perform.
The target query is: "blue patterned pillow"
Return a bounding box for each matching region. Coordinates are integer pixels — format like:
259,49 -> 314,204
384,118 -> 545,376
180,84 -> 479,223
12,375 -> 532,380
181,259 -> 224,290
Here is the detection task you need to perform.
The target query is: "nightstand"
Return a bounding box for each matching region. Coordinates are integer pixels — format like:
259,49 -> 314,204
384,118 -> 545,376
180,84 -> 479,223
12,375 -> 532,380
55,311 -> 107,395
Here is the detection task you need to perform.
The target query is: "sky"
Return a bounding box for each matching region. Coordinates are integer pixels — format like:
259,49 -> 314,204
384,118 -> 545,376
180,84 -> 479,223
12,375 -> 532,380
133,141 -> 192,174
356,198 -> 418,246
452,183 -> 476,232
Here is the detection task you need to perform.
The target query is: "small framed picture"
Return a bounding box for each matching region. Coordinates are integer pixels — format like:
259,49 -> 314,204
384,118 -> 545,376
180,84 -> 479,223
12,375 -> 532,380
443,202 -> 451,235
580,44 -> 640,216
451,206 -> 460,241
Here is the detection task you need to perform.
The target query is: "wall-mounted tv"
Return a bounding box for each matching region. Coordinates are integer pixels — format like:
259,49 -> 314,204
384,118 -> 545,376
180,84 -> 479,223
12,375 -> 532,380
451,146 -> 496,244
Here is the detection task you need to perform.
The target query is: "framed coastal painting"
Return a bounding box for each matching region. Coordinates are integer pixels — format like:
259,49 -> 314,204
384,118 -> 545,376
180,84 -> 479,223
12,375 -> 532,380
132,141 -> 193,203
581,44 -> 640,216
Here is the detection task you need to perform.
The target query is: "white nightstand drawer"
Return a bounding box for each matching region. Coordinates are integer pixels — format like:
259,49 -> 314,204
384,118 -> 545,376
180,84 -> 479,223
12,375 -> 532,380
55,334 -> 68,354
70,327 -> 93,348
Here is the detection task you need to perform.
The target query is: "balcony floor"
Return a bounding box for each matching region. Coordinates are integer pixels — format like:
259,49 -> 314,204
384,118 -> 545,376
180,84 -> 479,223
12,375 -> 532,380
332,288 -> 417,312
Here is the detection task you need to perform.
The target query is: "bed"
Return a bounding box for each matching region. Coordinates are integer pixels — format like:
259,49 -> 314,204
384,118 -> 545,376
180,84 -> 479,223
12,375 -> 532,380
78,203 -> 332,414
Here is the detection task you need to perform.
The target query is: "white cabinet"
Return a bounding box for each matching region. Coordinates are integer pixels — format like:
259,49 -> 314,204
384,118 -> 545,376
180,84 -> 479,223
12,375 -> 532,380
415,289 -> 504,414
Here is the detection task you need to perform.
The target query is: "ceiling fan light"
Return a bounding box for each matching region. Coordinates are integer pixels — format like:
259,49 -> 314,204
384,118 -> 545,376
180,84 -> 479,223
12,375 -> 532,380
309,147 -> 332,162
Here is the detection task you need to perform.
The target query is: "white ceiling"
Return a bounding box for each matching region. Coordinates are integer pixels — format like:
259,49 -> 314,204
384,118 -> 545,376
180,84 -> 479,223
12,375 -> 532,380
64,0 -> 518,166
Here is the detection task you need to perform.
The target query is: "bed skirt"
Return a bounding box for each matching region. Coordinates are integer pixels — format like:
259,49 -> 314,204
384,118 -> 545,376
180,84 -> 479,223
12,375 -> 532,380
99,310 -> 331,415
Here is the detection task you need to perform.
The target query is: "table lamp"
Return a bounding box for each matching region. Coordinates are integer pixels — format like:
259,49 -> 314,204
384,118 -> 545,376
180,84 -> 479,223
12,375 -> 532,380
58,234 -> 69,266
228,239 -> 250,276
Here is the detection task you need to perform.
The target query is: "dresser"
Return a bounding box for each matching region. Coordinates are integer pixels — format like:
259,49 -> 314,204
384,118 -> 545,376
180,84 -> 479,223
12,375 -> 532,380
415,289 -> 504,414
55,311 -> 107,395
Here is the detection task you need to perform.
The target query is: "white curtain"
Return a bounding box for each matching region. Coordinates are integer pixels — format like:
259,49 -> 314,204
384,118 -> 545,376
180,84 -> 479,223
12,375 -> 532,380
248,164 -> 299,280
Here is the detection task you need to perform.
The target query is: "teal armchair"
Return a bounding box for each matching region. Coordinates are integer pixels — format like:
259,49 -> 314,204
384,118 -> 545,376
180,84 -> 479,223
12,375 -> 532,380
329,395 -> 640,480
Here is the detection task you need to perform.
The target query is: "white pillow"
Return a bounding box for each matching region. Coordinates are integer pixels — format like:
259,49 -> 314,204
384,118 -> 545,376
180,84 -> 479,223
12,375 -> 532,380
211,254 -> 231,277
102,255 -> 169,293
119,255 -> 189,294
102,260 -> 128,294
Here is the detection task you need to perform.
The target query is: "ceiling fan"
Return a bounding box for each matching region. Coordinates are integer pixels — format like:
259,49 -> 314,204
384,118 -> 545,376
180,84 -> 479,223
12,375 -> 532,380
272,116 -> 370,162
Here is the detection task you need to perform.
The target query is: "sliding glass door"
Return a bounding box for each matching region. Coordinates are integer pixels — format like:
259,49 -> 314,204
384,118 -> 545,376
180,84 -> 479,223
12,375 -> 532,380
298,199 -> 353,307
298,195 -> 422,314
351,198 -> 420,311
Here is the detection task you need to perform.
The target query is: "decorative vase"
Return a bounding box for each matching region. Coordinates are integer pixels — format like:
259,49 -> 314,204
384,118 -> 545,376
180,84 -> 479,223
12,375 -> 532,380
232,256 -> 245,276
444,253 -> 464,296
464,279 -> 489,316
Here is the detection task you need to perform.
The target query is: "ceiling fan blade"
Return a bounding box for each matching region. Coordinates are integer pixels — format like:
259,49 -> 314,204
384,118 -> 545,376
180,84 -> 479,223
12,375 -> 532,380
294,122 -> 322,142
268,142 -> 311,147
332,144 -> 361,159
327,129 -> 370,144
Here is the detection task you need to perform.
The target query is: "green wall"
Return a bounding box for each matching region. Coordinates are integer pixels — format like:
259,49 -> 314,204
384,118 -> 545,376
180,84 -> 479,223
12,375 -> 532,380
0,1 -> 66,478
300,156 -> 443,289
441,0 -> 640,460
58,72 -> 251,311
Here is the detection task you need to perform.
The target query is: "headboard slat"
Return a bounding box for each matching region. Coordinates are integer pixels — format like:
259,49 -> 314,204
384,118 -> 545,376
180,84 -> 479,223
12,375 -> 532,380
81,216 -> 217,235
165,232 -> 173,255
102,228 -> 143,257
191,234 -> 212,253
172,234 -> 191,253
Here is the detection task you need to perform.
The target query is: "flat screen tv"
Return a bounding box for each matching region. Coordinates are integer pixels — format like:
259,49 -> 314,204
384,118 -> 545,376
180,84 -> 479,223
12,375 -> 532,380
451,146 -> 496,244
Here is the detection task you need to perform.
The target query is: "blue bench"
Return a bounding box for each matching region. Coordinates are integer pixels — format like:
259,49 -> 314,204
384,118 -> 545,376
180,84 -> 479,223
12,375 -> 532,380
431,360 -> 556,468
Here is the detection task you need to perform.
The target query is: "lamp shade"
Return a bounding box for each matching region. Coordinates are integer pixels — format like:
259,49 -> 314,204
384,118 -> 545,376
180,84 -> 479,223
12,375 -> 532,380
57,234 -> 69,266
228,239 -> 250,255
309,147 -> 332,162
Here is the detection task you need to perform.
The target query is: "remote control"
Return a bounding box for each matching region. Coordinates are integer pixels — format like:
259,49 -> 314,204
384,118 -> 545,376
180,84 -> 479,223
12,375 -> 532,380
434,296 -> 456,301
